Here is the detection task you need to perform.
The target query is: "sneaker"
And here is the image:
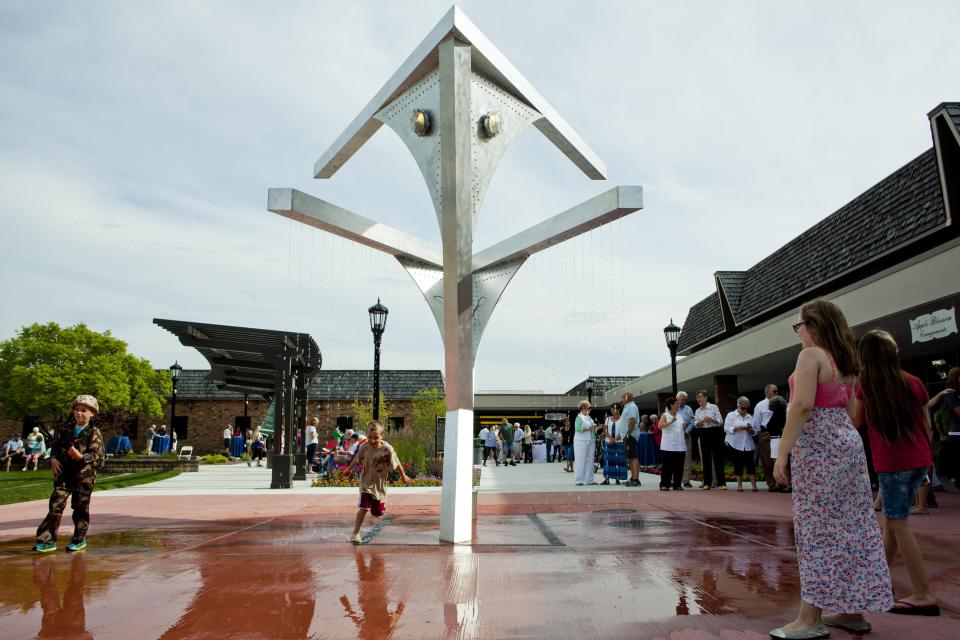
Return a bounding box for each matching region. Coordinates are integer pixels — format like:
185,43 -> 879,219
32,542 -> 57,553
350,534 -> 363,545
247,461 -> 251,467
66,541 -> 87,552
701,484 -> 712,490
717,484 -> 728,490
682,481 -> 693,488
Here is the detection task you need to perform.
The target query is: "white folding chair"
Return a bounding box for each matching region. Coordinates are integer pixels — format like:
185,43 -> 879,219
177,445 -> 193,460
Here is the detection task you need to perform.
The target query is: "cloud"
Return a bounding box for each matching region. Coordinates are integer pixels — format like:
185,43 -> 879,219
2,0 -> 957,393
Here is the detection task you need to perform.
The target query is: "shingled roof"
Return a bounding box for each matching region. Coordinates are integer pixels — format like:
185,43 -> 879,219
677,293 -> 725,352
678,103 -> 959,355
171,369 -> 444,400
715,271 -> 747,327
566,376 -> 641,397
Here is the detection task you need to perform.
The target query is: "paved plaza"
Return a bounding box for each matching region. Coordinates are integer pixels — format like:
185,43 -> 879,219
0,463 -> 958,639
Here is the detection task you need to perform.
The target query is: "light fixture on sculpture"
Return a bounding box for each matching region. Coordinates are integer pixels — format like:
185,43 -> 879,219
268,6 -> 643,543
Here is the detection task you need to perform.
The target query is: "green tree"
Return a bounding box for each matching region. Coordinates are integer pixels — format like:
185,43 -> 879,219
0,322 -> 171,425
351,392 -> 390,430
411,388 -> 445,456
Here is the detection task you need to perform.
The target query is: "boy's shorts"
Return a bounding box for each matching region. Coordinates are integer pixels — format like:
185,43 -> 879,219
503,442 -> 515,455
358,492 -> 386,517
623,437 -> 638,459
878,467 -> 926,520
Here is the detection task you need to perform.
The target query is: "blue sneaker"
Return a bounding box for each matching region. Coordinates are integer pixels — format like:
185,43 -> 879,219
32,542 -> 57,553
66,541 -> 87,552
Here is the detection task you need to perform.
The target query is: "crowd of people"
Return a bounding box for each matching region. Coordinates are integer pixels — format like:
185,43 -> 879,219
1,426 -> 49,471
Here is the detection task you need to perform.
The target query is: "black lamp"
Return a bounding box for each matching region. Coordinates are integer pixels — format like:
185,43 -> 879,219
663,319 -> 681,396
169,361 -> 182,450
368,299 -> 389,421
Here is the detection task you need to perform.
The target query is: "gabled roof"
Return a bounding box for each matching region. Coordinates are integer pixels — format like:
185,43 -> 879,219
677,293 -> 725,353
677,104 -> 959,355
313,6 -> 605,181
170,369 -> 444,401
715,271 -> 746,326
565,376 -> 641,397
735,149 -> 945,324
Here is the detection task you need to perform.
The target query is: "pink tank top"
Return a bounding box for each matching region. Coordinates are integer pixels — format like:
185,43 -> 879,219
788,354 -> 853,409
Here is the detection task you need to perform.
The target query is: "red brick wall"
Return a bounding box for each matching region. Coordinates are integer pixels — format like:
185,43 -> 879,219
131,398 -> 417,455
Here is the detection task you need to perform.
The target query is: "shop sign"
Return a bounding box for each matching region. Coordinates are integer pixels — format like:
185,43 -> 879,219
544,412 -> 567,421
909,307 -> 958,343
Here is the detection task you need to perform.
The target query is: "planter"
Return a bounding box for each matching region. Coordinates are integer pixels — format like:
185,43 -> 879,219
473,446 -> 482,465
103,458 -> 199,473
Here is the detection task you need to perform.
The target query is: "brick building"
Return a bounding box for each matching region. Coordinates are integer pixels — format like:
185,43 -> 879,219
137,369 -> 445,454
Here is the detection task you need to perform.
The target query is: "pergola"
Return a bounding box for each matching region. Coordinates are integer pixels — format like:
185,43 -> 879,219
154,318 -> 322,489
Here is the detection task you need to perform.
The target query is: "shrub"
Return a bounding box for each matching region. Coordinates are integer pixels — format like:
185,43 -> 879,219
390,433 -> 426,472
200,453 -> 232,464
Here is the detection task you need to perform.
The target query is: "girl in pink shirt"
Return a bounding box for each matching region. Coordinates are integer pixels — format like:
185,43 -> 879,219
855,329 -> 939,617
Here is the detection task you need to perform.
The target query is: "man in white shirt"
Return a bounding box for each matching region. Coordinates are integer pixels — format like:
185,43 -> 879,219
751,384 -> 778,491
2,435 -> 24,472
307,418 -> 320,473
676,392 -> 696,488
694,390 -> 726,490
620,392 -> 641,486
223,426 -> 232,453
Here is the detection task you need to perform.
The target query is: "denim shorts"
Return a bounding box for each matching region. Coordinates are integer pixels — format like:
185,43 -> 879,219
877,467 -> 927,520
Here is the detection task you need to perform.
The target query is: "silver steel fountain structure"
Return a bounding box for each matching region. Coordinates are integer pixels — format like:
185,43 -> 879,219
268,6 -> 643,543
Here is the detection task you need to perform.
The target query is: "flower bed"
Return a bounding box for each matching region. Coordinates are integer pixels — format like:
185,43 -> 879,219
310,467 -> 442,488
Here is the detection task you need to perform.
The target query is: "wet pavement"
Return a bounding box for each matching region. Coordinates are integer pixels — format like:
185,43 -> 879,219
2,465 -> 959,638
1,505 -> 958,639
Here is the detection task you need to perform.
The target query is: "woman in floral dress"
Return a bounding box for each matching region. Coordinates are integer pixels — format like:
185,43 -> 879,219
771,300 -> 893,639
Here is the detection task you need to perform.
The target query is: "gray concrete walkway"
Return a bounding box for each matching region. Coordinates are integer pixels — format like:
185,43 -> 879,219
104,459 -> 682,497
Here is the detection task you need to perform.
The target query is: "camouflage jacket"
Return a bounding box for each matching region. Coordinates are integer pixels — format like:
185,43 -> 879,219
51,422 -> 104,475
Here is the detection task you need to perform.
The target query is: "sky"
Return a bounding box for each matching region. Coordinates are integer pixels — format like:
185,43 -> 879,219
2,1 -> 957,394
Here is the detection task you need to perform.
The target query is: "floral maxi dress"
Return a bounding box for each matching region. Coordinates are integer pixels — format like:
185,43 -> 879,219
788,369 -> 894,613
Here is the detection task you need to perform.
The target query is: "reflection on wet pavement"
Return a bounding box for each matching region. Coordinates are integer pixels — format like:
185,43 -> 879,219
0,511 -> 951,639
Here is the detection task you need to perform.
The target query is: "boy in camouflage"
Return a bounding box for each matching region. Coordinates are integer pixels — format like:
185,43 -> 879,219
33,395 -> 105,553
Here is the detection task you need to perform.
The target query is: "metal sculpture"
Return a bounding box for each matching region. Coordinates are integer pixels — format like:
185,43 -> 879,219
269,6 -> 643,543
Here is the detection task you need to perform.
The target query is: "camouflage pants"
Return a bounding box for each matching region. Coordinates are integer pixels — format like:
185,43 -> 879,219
36,474 -> 96,544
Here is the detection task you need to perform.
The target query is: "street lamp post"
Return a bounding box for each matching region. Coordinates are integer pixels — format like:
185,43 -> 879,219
368,299 -> 389,422
585,376 -> 595,406
663,319 -> 681,397
169,361 -> 182,453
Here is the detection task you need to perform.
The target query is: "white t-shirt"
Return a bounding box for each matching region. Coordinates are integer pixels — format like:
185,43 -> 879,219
659,412 -> 687,452
307,425 -> 318,446
223,428 -> 232,439
514,428 -> 524,444
478,427 -> 490,443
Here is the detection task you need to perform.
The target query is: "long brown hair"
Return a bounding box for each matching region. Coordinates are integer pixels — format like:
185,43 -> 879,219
800,300 -> 858,377
857,330 -> 921,444
947,367 -> 960,392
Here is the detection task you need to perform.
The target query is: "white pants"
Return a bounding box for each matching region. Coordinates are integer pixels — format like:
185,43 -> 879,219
573,437 -> 595,485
